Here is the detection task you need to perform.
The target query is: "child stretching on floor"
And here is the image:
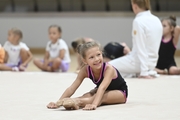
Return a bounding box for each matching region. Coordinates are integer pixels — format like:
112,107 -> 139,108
33,25 -> 71,72
0,28 -> 33,71
47,41 -> 128,110
155,16 -> 180,75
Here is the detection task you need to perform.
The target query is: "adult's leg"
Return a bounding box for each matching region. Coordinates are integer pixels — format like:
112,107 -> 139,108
169,66 -> 180,75
109,55 -> 140,77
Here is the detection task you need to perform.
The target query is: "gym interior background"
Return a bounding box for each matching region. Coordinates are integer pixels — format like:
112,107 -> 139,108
0,0 -> 180,55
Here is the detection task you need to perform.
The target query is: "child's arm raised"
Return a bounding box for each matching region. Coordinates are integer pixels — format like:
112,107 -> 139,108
173,25 -> 180,46
83,65 -> 115,110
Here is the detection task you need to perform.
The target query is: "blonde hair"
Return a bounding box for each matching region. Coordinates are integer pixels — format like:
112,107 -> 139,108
131,0 -> 151,10
10,28 -> 23,39
77,41 -> 101,59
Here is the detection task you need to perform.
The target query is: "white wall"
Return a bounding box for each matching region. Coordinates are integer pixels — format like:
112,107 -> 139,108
0,12 -> 180,49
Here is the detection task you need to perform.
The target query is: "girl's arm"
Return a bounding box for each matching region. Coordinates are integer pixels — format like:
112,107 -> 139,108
59,49 -> 65,60
43,51 -> 50,66
47,66 -> 88,109
86,65 -> 115,109
58,66 -> 88,100
173,25 -> 180,46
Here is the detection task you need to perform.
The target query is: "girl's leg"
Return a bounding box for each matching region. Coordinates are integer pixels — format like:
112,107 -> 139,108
55,88 -> 97,109
155,68 -> 168,74
100,90 -> 126,105
169,66 -> 180,75
0,64 -> 13,71
33,59 -> 47,71
62,90 -> 126,110
51,58 -> 61,72
20,49 -> 29,63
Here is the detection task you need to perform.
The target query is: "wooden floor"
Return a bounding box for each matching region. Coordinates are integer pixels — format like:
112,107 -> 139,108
27,54 -> 180,72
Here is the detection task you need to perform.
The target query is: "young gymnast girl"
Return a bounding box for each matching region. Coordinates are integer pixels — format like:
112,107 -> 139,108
0,28 -> 33,71
47,41 -> 128,110
156,16 -> 180,75
33,25 -> 71,72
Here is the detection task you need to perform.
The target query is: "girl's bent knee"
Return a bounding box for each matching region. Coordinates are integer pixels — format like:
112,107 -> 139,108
169,67 -> 180,75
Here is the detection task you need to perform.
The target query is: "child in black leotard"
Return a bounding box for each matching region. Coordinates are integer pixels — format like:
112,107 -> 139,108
47,41 -> 128,110
155,16 -> 180,75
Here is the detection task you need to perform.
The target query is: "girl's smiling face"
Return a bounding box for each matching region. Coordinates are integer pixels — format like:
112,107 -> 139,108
83,46 -> 103,70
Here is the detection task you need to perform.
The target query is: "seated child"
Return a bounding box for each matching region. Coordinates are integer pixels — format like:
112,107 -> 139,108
0,28 -> 33,71
103,42 -> 130,62
47,41 -> 128,110
155,15 -> 180,75
33,25 -> 71,72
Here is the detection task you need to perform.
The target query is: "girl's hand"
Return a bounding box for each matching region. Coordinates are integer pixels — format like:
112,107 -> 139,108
47,102 -> 59,109
83,104 -> 97,110
19,64 -> 26,71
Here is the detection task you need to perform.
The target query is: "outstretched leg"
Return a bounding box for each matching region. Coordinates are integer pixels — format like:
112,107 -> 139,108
155,68 -> 168,74
33,58 -> 47,71
61,90 -> 126,110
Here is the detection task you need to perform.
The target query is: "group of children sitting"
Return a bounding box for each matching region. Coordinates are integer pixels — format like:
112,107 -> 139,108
0,25 -> 71,72
0,15 -> 180,75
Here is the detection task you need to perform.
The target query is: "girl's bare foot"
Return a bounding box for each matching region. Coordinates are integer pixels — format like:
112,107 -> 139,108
47,102 -> 59,109
63,98 -> 79,110
56,99 -> 64,107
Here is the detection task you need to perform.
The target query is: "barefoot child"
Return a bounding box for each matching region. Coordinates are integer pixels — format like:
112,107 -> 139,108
155,16 -> 180,75
47,41 -> 128,110
0,28 -> 33,71
33,25 -> 71,72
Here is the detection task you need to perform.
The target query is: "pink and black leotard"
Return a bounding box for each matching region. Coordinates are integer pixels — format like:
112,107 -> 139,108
156,37 -> 177,71
87,62 -> 128,98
